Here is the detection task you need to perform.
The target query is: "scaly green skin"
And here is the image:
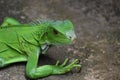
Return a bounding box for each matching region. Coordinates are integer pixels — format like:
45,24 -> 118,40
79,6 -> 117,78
0,17 -> 81,79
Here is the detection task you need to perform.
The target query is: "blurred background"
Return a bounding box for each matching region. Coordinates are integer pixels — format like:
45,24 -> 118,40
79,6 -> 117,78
0,0 -> 120,80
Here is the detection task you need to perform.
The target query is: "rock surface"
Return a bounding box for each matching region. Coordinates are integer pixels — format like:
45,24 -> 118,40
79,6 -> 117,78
0,0 -> 120,80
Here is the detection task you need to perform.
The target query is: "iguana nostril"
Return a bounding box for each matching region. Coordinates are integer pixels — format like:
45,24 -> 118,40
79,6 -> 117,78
69,36 -> 72,39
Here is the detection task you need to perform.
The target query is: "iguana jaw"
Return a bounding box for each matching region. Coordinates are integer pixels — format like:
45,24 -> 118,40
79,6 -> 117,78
66,30 -> 76,41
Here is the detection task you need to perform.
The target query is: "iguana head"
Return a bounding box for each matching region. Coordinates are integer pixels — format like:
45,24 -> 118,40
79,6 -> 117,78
45,20 -> 76,45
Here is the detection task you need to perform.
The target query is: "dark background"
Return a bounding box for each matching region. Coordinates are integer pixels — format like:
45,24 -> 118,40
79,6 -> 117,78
0,0 -> 120,80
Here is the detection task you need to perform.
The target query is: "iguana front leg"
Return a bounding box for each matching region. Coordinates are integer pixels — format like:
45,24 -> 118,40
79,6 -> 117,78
25,45 -> 81,79
1,17 -> 21,27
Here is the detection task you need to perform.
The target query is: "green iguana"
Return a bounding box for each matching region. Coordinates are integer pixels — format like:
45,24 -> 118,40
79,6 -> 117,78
0,17 -> 81,79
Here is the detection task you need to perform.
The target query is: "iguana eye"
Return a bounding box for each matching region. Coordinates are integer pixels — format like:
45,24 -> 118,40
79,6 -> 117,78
53,29 -> 58,35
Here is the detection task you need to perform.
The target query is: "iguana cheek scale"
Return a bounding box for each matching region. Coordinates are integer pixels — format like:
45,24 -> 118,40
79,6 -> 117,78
0,17 -> 81,79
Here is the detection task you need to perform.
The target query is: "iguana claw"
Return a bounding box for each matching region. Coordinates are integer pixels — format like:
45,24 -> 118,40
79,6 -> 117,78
53,58 -> 81,74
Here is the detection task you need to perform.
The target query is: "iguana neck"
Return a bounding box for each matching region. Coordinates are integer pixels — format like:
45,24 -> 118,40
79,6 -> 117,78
35,26 -> 50,45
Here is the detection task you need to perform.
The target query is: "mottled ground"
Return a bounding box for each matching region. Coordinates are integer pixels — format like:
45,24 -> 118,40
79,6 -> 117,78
0,0 -> 120,80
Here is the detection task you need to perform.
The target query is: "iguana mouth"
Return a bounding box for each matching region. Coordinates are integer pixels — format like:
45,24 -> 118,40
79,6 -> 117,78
66,30 -> 77,41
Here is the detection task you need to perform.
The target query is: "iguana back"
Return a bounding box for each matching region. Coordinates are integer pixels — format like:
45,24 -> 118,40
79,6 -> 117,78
0,25 -> 42,66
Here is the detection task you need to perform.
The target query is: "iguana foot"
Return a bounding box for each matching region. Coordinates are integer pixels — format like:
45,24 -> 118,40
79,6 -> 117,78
52,58 -> 81,74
